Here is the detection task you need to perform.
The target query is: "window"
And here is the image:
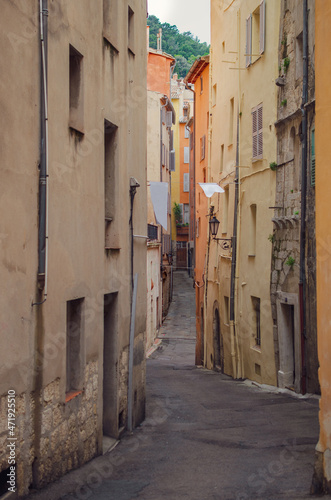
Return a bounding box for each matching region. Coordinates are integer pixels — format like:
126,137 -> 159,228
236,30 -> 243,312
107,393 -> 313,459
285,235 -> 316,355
69,45 -> 84,132
66,298 -> 85,394
229,98 -> 234,145
200,135 -> 206,161
251,297 -> 261,347
252,103 -> 263,160
246,15 -> 252,67
224,296 -> 229,325
184,146 -> 189,164
246,1 -> 265,67
196,217 -> 200,238
223,187 -> 229,234
249,204 -> 257,256
183,107 -> 188,118
311,127 -> 315,187
200,76 -> 203,93
105,120 -> 119,248
220,144 -> 224,172
212,84 -> 217,107
296,33 -> 303,80
183,173 -> 189,192
183,204 -> 190,223
128,6 -> 135,54
148,224 -> 158,240
185,127 -> 190,139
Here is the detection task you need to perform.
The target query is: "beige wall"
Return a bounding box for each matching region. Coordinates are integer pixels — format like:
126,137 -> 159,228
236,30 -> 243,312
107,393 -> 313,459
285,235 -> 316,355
207,0 -> 280,385
0,0 -> 147,494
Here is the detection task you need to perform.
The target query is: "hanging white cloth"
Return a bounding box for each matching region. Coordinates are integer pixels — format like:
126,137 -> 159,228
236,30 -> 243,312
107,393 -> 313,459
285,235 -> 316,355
149,182 -> 168,230
198,183 -> 225,198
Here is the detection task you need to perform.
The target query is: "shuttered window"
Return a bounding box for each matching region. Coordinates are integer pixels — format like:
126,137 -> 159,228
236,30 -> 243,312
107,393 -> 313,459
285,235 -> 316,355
183,173 -> 189,192
259,0 -> 266,54
311,127 -> 315,187
252,103 -> 263,160
184,146 -> 189,164
246,15 -> 252,67
200,135 -> 206,161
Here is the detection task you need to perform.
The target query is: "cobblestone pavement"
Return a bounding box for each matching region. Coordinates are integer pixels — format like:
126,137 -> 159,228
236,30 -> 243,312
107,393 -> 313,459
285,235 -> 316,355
26,271 -> 321,500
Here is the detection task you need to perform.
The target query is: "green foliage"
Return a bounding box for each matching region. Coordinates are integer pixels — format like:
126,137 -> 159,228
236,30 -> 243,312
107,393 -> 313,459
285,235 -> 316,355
147,15 -> 210,78
285,256 -> 295,267
173,202 -> 182,224
269,162 -> 278,171
281,99 -> 287,107
283,57 -> 290,72
268,234 -> 275,244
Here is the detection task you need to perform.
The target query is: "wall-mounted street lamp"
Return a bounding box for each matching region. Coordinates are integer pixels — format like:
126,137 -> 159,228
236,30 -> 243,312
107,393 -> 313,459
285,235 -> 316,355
209,215 -> 232,250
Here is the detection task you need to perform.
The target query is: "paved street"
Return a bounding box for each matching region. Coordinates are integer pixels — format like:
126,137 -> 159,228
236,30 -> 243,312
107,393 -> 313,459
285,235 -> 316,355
27,271 -> 320,500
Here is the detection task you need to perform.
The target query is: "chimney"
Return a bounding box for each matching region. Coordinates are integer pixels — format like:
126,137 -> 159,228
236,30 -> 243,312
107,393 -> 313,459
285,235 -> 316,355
157,28 -> 162,52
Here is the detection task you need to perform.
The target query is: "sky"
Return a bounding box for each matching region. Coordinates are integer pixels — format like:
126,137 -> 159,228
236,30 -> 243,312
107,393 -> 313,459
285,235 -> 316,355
147,0 -> 210,45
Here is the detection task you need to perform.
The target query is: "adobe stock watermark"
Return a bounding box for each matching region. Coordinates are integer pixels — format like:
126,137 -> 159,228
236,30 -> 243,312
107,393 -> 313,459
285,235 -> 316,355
235,438 -> 301,500
71,397 -> 171,500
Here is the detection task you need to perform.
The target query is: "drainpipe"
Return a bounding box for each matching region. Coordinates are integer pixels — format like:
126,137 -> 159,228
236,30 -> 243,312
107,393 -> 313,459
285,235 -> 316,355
299,0 -> 308,394
229,112 -> 239,379
33,0 -> 49,307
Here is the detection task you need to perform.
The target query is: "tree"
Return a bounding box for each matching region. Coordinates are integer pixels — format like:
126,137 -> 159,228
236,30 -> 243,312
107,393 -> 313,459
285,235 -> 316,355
147,15 -> 210,79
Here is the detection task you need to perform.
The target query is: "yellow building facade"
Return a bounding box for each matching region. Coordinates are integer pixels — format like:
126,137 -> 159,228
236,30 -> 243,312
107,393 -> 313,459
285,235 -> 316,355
207,0 -> 280,384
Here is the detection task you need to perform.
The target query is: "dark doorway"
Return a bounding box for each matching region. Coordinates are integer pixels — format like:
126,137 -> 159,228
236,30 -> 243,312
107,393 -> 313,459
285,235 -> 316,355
103,293 -> 118,438
213,307 -> 224,372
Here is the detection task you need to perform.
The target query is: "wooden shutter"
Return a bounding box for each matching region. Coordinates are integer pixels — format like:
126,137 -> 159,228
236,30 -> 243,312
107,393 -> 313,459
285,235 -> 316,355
252,104 -> 263,160
260,0 -> 266,54
166,111 -> 172,129
311,127 -> 315,186
170,150 -> 175,171
184,146 -> 189,164
246,15 -> 252,67
257,104 -> 263,158
183,173 -> 189,192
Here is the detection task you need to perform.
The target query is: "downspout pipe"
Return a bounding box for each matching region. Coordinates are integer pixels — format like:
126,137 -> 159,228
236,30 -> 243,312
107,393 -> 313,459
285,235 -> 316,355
34,0 -> 49,307
229,112 -> 239,379
299,0 -> 308,394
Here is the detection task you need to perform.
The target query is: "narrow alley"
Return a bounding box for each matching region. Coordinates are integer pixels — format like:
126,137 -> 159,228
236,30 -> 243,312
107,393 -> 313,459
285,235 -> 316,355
26,272 -> 320,500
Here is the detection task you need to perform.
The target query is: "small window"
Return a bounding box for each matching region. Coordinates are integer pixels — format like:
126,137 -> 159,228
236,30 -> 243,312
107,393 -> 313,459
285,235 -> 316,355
200,135 -> 206,161
249,204 -> 257,256
200,76 -> 203,93
296,33 -> 303,80
128,6 -> 135,54
183,203 -> 190,223
212,84 -> 217,107
196,217 -> 200,238
229,98 -> 234,145
223,187 -> 229,234
184,146 -> 189,164
224,296 -> 229,325
105,120 -> 119,249
252,103 -> 263,160
251,296 -> 261,347
185,127 -> 190,139
69,45 -> 84,132
183,107 -> 188,118
246,15 -> 252,67
66,298 -> 85,394
183,173 -> 189,192
311,127 -> 315,187
220,144 -> 224,172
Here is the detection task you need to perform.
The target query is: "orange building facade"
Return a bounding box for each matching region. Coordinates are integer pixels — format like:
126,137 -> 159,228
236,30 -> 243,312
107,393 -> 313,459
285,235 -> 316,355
185,57 -> 210,365
313,0 -> 331,493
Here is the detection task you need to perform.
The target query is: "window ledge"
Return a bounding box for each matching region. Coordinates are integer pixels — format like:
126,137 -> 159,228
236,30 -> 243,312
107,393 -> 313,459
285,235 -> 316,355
65,390 -> 83,403
251,345 -> 261,353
